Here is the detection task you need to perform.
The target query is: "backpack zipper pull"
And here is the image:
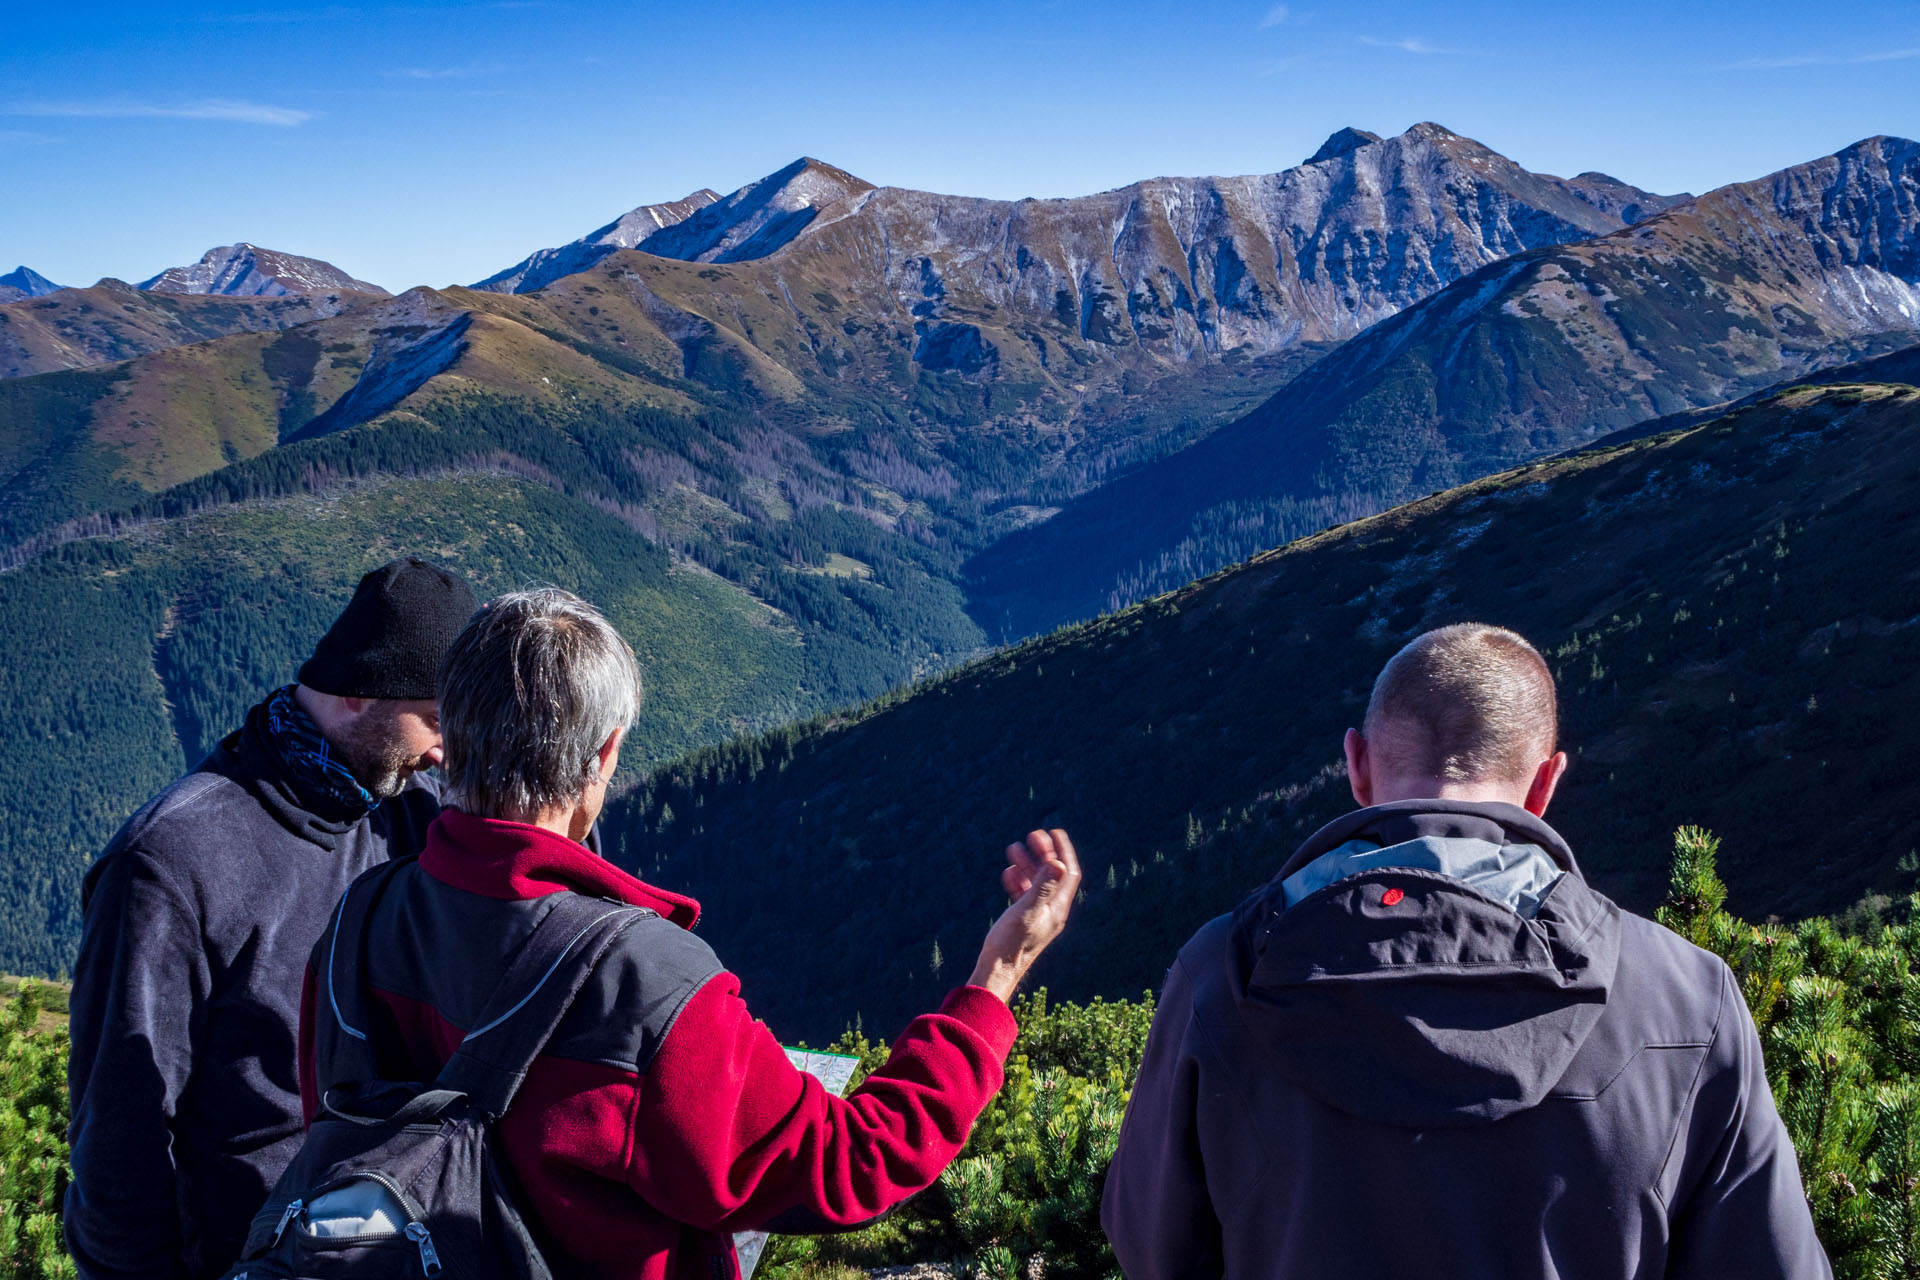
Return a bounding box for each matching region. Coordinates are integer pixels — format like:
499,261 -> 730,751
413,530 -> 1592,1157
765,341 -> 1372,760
270,1199 -> 304,1245
404,1222 -> 443,1277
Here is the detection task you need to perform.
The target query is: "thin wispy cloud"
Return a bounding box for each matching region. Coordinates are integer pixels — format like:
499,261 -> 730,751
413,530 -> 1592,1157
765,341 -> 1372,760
1256,54 -> 1313,77
1726,46 -> 1920,69
0,129 -> 62,146
1358,35 -> 1472,55
382,64 -> 503,80
1259,4 -> 1291,27
12,98 -> 316,125
210,6 -> 359,22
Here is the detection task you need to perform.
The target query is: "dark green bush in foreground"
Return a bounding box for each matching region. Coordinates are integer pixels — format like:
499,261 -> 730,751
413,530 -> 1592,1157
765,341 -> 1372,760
0,982 -> 72,1280
9,830 -> 1920,1280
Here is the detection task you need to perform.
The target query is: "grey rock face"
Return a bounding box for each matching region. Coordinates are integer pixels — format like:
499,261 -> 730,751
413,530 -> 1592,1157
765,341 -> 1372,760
139,244 -> 388,297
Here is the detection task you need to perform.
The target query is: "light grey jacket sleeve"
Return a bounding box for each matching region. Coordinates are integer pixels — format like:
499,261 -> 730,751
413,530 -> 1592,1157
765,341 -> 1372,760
1101,954 -> 1224,1280
1665,964 -> 1834,1280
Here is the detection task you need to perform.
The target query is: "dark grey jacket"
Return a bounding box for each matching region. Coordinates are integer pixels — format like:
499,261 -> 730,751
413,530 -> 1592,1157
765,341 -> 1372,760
1102,800 -> 1831,1279
65,698 -> 440,1280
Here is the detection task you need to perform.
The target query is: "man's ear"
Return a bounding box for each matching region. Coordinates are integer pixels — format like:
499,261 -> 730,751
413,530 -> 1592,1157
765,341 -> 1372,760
595,725 -> 625,783
1344,728 -> 1374,808
1524,751 -> 1569,817
340,695 -> 373,717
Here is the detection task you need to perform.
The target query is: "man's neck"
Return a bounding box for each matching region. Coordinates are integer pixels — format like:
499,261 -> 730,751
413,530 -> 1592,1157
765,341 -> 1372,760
509,803 -> 596,846
1370,779 -> 1529,808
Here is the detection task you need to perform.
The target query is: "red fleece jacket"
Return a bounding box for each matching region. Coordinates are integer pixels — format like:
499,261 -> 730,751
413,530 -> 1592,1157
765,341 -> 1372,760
298,811 -> 1018,1280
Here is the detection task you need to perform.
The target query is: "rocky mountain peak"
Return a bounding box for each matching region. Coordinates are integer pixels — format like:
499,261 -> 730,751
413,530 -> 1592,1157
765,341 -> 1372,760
631,156 -> 877,264
139,244 -> 388,298
469,189 -> 724,293
0,265 -> 64,302
1306,127 -> 1382,165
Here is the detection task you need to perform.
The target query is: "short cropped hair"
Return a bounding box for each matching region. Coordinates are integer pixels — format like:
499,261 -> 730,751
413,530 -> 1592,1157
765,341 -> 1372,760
1363,624 -> 1556,785
437,588 -> 640,819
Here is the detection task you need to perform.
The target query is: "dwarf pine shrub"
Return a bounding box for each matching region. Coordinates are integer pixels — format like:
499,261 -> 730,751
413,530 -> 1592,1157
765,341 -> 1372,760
18,827 -> 1920,1278
0,981 -> 74,1280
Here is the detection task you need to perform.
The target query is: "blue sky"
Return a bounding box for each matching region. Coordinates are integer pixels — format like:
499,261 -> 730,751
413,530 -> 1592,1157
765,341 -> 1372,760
5,0 -> 1917,292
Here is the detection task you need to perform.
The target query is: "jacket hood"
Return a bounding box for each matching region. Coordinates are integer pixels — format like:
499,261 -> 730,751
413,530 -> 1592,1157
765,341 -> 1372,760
1230,800 -> 1620,1127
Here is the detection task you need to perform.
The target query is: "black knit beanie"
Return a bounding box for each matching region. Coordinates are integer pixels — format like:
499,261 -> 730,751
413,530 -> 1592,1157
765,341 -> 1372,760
298,558 -> 478,699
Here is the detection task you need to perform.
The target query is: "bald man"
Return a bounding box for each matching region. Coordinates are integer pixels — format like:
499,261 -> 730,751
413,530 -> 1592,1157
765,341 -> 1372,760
1102,623 -> 1829,1280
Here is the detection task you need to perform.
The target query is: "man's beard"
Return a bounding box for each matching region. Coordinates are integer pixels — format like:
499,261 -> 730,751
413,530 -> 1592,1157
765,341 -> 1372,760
333,708 -> 429,801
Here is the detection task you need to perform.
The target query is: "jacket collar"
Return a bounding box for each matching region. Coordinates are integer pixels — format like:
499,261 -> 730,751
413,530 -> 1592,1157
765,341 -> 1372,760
223,694 -> 369,850
421,807 -> 701,930
1274,798 -> 1583,885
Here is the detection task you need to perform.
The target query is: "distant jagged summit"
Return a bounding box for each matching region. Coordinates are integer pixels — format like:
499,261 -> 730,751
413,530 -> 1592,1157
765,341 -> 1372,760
1306,127 -> 1381,164
0,266 -> 64,302
470,189 -> 722,293
139,244 -> 388,298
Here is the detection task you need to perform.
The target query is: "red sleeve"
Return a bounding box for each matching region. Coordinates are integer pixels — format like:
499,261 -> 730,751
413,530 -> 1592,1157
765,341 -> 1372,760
625,978 -> 1017,1232
297,963 -> 319,1129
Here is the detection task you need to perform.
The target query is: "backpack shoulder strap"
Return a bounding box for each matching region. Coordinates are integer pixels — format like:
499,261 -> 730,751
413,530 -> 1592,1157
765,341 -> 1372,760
312,856 -> 416,1098
434,892 -> 652,1118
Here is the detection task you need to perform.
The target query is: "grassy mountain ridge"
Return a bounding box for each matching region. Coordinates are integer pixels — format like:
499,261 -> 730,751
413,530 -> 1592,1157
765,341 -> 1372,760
605,378 -> 1920,1041
969,135 -> 1920,637
0,280 -> 374,380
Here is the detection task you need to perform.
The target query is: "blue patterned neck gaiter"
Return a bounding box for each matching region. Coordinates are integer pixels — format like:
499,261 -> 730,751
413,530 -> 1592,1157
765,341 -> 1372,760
260,685 -> 378,817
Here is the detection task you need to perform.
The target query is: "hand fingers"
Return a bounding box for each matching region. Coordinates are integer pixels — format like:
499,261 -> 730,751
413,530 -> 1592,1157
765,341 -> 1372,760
1025,829 -> 1055,861
1002,864 -> 1034,898
1046,829 -> 1082,886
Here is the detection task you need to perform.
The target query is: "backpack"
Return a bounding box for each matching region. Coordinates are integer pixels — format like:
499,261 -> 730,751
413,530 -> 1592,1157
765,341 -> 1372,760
227,859 -> 649,1280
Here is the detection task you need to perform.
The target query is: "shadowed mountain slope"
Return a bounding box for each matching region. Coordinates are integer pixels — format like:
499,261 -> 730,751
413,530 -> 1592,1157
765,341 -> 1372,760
607,378 -> 1920,1039
969,134 -> 1920,638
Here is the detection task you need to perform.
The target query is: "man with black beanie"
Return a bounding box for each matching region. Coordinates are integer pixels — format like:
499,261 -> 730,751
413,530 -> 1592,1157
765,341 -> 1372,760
66,558 -> 478,1280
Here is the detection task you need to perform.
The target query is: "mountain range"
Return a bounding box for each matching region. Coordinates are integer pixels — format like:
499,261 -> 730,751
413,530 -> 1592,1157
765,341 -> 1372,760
969,133 -> 1920,634
1,121 -> 1917,980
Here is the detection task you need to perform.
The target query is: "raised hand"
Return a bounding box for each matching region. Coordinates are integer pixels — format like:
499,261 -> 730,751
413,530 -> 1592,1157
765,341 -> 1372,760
969,829 -> 1083,1004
